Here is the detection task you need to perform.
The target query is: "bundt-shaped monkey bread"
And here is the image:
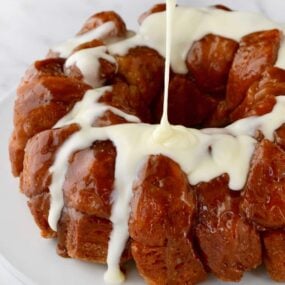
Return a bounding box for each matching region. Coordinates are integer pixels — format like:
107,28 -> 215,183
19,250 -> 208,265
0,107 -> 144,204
9,3 -> 285,284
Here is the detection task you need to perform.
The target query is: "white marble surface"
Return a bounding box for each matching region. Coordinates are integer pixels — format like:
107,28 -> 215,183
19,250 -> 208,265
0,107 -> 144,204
0,0 -> 285,284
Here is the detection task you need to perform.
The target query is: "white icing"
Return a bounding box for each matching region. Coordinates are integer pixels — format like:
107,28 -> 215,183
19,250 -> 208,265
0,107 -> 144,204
54,86 -> 140,130
108,6 -> 285,74
46,2 -> 285,284
49,86 -> 140,230
160,0 -> 176,127
53,21 -> 116,57
49,97 -> 285,275
58,5 -> 285,104
275,38 -> 285,69
65,47 -> 117,88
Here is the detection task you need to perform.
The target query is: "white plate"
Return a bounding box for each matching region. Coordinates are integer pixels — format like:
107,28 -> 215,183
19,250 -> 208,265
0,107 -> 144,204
1,0 -> 285,284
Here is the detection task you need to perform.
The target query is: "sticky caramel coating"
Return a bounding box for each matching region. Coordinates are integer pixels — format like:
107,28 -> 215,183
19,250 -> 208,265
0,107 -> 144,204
187,34 -> 238,98
28,193 -> 54,238
63,141 -> 116,219
21,125 -> 79,237
226,29 -> 281,111
129,155 -> 207,284
263,230 -> 285,281
115,47 -> 165,106
9,59 -> 89,176
231,67 -> 285,119
208,29 -> 281,127
56,207 -> 132,263
138,4 -> 166,25
241,140 -> 285,229
195,175 -> 262,281
99,82 -> 152,123
78,11 -> 127,37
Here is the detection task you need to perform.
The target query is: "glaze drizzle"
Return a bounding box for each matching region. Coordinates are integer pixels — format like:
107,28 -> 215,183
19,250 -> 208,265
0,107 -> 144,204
48,2 -> 285,284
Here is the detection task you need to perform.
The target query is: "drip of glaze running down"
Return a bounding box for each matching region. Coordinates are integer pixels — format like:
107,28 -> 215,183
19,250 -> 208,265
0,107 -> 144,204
46,1 -> 285,284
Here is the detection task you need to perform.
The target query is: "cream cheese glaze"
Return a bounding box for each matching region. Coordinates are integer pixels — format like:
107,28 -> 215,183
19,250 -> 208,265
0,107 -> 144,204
53,21 -> 116,58
53,2 -> 285,89
65,47 -> 117,88
48,1 -> 285,284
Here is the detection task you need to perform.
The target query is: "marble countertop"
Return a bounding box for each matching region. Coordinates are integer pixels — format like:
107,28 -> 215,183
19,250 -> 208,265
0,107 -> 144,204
0,0 -> 284,284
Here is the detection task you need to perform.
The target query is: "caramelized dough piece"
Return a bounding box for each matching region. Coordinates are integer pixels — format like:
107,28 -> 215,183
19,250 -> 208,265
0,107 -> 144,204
138,3 -> 166,24
115,47 -> 165,107
20,125 -> 78,238
241,140 -> 285,229
28,192 -> 54,238
229,67 -> 285,148
21,125 -> 78,236
57,207 -> 131,263
129,155 -> 207,285
209,29 -> 281,127
21,125 -> 79,198
99,82 -> 151,123
226,29 -> 281,111
10,68 -> 89,176
263,230 -> 285,281
132,239 -> 205,285
155,75 -> 217,127
187,34 -> 238,98
21,116 -> 128,236
63,141 -> 116,219
22,57 -> 66,82
195,175 -> 262,281
65,40 -> 117,85
78,11 -> 127,37
231,67 -> 285,120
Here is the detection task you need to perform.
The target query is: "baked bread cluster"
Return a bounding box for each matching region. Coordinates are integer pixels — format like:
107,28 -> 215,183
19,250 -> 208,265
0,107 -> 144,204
9,3 -> 285,284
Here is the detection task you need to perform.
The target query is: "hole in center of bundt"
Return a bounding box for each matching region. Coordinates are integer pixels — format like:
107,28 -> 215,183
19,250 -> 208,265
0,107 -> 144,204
110,36 -> 238,129
152,73 -> 225,129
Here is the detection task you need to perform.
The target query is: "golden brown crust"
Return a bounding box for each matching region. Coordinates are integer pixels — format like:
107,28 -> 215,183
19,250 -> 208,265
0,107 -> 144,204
21,125 -> 79,198
10,61 -> 89,176
230,67 -> 285,120
241,140 -> 285,229
263,230 -> 285,281
187,34 -> 238,98
226,29 -> 281,111
28,193 -> 55,238
77,11 -> 127,37
138,4 -> 166,25
63,141 -> 116,219
129,155 -> 207,284
57,207 -> 131,263
195,175 -> 262,281
115,47 -> 165,106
